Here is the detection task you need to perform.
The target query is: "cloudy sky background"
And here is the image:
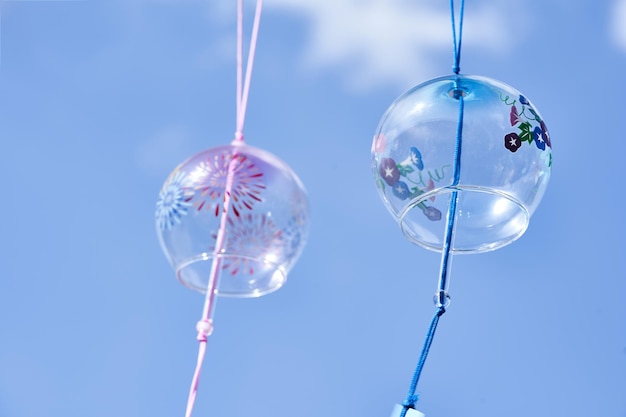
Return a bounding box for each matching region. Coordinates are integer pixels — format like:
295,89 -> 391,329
1,1 -> 625,417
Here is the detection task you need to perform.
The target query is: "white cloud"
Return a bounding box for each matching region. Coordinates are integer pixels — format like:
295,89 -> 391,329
264,0 -> 526,90
611,0 -> 626,51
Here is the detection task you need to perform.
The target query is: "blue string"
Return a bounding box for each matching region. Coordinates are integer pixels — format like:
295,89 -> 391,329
437,92 -> 463,305
399,1 -> 465,414
399,307 -> 445,417
450,0 -> 464,74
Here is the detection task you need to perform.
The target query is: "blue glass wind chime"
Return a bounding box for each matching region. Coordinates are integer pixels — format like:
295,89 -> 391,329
371,1 -> 552,416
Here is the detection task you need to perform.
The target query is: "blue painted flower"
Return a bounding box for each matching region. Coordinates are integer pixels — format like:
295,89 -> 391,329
409,147 -> 424,171
519,95 -> 529,105
540,120 -> 551,148
423,206 -> 442,221
156,170 -> 194,231
392,181 -> 410,200
533,126 -> 546,150
379,157 -> 400,186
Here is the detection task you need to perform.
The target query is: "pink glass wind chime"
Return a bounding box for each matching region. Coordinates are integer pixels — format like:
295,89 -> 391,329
155,1 -> 310,416
371,1 -> 552,416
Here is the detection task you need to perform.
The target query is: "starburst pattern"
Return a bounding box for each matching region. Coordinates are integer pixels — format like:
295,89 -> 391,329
156,170 -> 194,231
188,153 -> 265,217
212,213 -> 284,275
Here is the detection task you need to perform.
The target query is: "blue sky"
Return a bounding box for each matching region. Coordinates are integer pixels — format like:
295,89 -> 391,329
0,1 -> 625,417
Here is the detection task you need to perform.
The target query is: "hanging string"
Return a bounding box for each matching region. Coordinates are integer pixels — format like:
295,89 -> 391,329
399,1 -> 464,415
184,156 -> 238,417
450,0 -> 464,75
234,0 -> 263,143
184,1 -> 264,416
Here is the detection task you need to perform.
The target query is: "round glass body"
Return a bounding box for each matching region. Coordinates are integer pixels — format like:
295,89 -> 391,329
372,74 -> 552,253
156,143 -> 310,297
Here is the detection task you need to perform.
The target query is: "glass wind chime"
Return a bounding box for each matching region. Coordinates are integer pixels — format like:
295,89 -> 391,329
154,1 -> 310,416
371,1 -> 552,416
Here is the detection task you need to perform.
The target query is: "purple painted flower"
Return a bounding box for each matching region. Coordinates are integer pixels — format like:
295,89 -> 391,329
423,206 -> 442,221
540,120 -> 551,148
426,178 -> 436,202
533,126 -> 546,150
504,132 -> 521,153
510,105 -> 519,126
409,147 -> 424,171
379,157 -> 400,186
392,181 -> 410,200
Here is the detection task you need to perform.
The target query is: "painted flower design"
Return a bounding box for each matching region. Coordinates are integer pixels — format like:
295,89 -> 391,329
504,132 -> 521,152
409,147 -> 424,170
426,178 -> 436,201
540,120 -> 551,148
188,153 -> 265,217
213,213 -> 284,275
156,170 -> 194,231
533,126 -> 546,150
379,157 -> 400,186
392,181 -> 410,200
519,95 -> 529,105
501,93 -> 551,160
423,206 -> 442,221
510,105 -> 519,126
377,148 -> 443,222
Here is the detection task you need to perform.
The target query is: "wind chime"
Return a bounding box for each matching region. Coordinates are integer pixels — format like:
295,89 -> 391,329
371,1 -> 552,416
154,1 -> 310,416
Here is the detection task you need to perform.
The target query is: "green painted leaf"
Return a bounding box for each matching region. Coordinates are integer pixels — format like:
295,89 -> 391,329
518,121 -> 534,144
398,164 -> 414,176
409,187 -> 424,199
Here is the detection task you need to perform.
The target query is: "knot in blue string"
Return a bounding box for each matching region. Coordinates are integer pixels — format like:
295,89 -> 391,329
403,394 -> 419,408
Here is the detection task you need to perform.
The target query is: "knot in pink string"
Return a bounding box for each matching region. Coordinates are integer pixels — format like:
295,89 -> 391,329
233,131 -> 245,143
196,319 -> 214,342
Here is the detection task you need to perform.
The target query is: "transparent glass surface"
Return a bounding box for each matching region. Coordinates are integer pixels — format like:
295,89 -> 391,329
371,75 -> 552,253
156,143 -> 310,297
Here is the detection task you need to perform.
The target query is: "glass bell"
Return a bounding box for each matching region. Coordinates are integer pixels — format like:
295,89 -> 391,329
156,142 -> 310,297
372,74 -> 552,253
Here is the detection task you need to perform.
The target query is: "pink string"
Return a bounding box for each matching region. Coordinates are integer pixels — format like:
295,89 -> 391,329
234,0 -> 263,143
184,1 -> 264,416
184,159 -> 238,417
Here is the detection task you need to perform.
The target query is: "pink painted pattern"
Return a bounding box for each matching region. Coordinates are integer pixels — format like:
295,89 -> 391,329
189,153 -> 265,217
212,212 -> 284,275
